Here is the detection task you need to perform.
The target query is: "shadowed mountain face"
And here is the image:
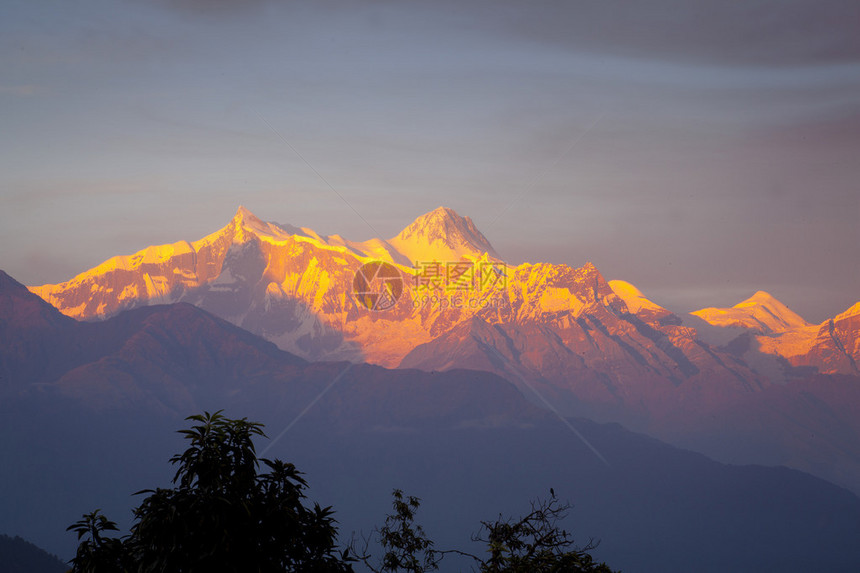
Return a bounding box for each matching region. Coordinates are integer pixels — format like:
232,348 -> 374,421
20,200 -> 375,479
3,270 -> 860,572
20,208 -> 860,495
21,208 -> 771,423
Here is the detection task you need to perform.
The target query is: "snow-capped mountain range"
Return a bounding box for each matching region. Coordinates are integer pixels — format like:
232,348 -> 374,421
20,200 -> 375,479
29,205 -> 858,380
17,206 -> 860,493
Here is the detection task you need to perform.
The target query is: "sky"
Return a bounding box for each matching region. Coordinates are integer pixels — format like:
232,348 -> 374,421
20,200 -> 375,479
1,0 -> 858,323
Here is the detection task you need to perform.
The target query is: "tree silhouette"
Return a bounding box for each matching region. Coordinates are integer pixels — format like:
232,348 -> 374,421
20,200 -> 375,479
68,411 -> 353,573
474,496 -> 616,573
355,490 -> 618,573
354,489 -> 441,573
68,412 -> 619,573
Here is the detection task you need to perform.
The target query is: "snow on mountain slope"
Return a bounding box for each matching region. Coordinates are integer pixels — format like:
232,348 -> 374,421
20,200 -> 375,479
608,280 -> 665,314
756,301 -> 860,375
692,291 -> 810,334
836,302 -> 860,322
609,280 -> 680,324
30,206 -> 382,321
28,206 -> 495,364
387,206 -> 500,263
28,206 -> 857,386
754,326 -> 821,359
26,207 -> 736,391
687,292 -> 859,378
401,261 -> 773,420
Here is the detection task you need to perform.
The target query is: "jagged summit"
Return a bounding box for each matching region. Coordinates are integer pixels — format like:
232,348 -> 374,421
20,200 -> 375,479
234,204 -> 254,221
219,205 -> 297,244
692,290 -> 810,334
735,291 -> 785,308
388,207 -> 500,262
231,205 -> 268,231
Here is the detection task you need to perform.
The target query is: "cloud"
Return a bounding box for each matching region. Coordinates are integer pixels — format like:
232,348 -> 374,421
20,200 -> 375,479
141,0 -> 860,68
465,0 -> 860,67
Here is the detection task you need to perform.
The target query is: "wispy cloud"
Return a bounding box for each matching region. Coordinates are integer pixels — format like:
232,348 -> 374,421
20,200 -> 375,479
481,0 -> 860,67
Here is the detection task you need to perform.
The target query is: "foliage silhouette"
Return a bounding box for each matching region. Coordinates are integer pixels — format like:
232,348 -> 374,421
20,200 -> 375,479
67,411 -> 353,573
473,496 -> 616,573
354,489 -> 441,573
68,412 -> 618,573
355,490 -> 617,573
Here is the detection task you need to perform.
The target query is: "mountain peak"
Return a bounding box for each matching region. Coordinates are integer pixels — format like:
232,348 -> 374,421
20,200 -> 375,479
692,290 -> 810,334
231,205 -> 265,227
735,291 -> 779,308
389,207 -> 500,262
221,205 -> 298,245
402,207 -> 472,237
608,280 -> 665,314
423,205 -> 458,219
